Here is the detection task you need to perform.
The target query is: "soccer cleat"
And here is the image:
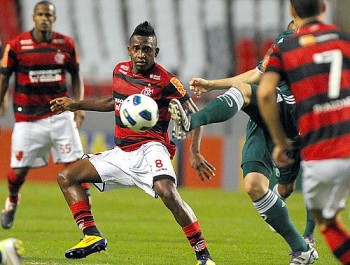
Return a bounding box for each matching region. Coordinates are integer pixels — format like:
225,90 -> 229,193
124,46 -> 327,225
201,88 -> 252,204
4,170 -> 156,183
195,256 -> 216,265
168,99 -> 190,141
303,235 -> 316,247
1,196 -> 20,229
289,245 -> 319,264
0,238 -> 24,265
65,235 -> 107,259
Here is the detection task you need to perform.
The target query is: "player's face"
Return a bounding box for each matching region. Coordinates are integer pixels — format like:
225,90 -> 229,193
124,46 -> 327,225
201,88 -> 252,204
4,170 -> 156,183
128,35 -> 159,74
33,4 -> 56,33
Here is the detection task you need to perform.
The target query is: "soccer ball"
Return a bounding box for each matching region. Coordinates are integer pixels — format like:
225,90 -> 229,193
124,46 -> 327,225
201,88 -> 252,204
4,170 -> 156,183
120,94 -> 159,132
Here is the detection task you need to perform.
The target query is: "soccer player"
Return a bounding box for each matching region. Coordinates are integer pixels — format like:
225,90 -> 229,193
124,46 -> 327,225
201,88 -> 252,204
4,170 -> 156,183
258,0 -> 350,264
0,0 -> 90,230
50,21 -> 216,265
169,26 -> 318,264
0,238 -> 24,265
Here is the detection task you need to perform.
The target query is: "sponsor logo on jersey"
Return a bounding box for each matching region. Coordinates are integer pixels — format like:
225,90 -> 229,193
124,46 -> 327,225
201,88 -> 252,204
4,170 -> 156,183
170,77 -> 186,96
15,151 -> 23,161
20,39 -> 33,45
118,69 -> 127,75
54,53 -> 65,64
114,98 -> 124,110
21,45 -> 34,50
149,74 -> 160,80
141,87 -> 154,97
29,69 -> 62,83
52,39 -> 66,44
121,65 -> 129,71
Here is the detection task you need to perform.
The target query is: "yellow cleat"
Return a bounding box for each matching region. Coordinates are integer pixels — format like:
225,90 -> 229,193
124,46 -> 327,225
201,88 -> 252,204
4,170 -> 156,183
65,235 -> 107,259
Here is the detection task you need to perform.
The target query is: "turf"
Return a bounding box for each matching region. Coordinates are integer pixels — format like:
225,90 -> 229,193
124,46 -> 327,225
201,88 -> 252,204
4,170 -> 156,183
0,182 -> 347,265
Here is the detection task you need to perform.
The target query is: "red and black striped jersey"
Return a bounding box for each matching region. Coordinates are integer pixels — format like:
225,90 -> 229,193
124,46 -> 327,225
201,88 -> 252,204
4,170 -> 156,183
265,21 -> 350,161
0,30 -> 80,122
112,61 -> 190,157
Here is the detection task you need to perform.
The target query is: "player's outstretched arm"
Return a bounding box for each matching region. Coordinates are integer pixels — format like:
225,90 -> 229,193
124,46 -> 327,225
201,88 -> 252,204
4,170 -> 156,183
183,98 -> 216,181
50,96 -> 114,113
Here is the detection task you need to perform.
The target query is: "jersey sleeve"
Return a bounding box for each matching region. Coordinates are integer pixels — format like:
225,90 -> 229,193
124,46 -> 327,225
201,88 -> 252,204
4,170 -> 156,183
264,45 -> 283,75
163,75 -> 190,103
65,37 -> 80,74
0,42 -> 16,77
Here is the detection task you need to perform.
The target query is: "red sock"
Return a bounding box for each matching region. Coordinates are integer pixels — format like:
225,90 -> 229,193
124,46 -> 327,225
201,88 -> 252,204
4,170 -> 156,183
321,221 -> 350,264
7,169 -> 24,203
182,221 -> 209,257
70,200 -> 98,235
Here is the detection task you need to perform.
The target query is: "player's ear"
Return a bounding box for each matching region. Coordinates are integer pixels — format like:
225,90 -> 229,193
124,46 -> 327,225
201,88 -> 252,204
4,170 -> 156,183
127,46 -> 131,56
155,47 -> 159,57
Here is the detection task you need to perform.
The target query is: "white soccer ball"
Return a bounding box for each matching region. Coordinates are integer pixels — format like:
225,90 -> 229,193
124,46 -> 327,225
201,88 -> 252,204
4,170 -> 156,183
120,94 -> 159,132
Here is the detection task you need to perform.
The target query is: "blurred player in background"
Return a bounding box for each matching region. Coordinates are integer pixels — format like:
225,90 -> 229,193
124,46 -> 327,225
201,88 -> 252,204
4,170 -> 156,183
50,21 -> 216,265
0,0 -> 90,230
258,0 -> 350,264
169,22 -> 318,264
0,35 -> 24,265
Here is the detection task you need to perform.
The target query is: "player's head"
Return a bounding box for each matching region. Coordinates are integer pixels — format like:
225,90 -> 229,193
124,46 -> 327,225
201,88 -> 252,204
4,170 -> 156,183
289,0 -> 325,19
128,21 -> 159,74
33,1 -> 56,33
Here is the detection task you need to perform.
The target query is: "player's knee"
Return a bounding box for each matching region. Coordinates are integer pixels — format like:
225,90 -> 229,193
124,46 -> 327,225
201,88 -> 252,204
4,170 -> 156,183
278,183 -> 295,198
57,169 -> 73,187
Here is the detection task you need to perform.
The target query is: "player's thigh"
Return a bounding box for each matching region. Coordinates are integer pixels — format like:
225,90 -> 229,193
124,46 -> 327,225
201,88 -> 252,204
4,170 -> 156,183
302,159 -> 350,219
50,112 -> 83,163
277,149 -> 301,185
60,158 -> 101,183
11,121 -> 51,168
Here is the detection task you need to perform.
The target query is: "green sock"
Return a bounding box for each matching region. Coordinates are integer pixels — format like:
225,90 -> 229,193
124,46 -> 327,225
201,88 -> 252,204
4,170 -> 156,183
190,87 -> 244,130
253,190 -> 308,252
303,208 -> 316,237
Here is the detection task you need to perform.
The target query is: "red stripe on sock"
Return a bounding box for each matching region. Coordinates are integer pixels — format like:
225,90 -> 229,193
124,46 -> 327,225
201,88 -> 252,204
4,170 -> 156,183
182,221 -> 200,237
70,200 -> 90,216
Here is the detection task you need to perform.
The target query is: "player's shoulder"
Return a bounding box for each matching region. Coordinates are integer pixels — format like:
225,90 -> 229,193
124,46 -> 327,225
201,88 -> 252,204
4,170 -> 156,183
151,63 -> 178,81
274,29 -> 296,46
113,61 -> 132,75
51,31 -> 76,46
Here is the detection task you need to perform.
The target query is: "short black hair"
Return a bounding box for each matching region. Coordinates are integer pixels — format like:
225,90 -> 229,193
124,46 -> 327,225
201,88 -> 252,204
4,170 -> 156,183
130,21 -> 156,40
290,0 -> 323,18
34,1 -> 56,14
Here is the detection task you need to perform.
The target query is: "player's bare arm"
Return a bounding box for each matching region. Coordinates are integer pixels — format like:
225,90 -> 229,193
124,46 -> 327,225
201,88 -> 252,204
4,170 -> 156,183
257,72 -> 293,167
189,68 -> 261,97
183,98 -> 216,181
0,74 -> 10,115
50,96 -> 114,113
71,72 -> 85,128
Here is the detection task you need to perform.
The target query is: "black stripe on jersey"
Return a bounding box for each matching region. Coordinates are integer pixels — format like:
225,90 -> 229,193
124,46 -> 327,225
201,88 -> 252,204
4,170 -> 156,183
17,64 -> 65,73
287,58 -> 350,84
15,83 -> 67,95
13,103 -> 50,116
113,73 -> 163,89
113,91 -> 128,100
17,47 -> 62,55
116,114 -> 169,132
303,119 -> 350,146
297,88 -> 350,118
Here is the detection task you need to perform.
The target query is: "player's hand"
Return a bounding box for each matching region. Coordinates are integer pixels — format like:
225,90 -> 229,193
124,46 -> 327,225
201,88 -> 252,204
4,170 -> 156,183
190,151 -> 216,181
189,78 -> 212,98
74,110 -> 85,129
50,97 -> 78,113
272,139 -> 294,167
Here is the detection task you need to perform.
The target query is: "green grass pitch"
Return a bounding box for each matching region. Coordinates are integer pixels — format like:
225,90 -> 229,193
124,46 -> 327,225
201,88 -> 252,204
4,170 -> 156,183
0,182 -> 347,264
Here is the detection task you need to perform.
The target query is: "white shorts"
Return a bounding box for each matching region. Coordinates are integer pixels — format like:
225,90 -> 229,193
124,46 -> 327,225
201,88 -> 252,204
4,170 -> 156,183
89,142 -> 177,198
11,112 -> 83,168
302,159 -> 350,219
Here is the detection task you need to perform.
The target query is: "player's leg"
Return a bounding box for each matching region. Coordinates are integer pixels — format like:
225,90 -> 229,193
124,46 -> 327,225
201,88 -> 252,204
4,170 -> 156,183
51,112 -> 92,207
274,155 -> 316,245
153,178 -> 215,265
169,84 -> 248,140
57,158 -> 107,259
302,159 -> 350,264
0,238 -> 24,265
242,124 -> 317,264
2,120 -> 50,229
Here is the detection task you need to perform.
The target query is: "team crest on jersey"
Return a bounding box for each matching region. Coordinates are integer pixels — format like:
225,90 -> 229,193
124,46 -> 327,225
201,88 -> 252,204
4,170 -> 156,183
54,53 -> 65,64
15,151 -> 23,161
142,87 -> 154,96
